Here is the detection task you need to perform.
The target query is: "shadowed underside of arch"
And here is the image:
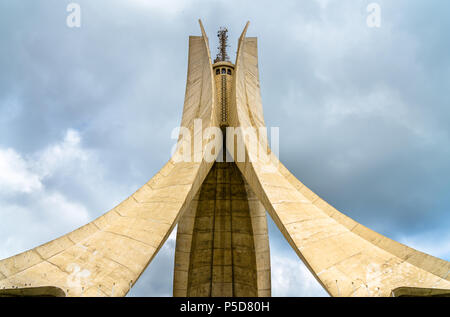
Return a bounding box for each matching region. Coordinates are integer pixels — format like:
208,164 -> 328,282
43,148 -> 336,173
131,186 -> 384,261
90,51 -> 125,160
0,286 -> 66,297
0,20 -> 449,297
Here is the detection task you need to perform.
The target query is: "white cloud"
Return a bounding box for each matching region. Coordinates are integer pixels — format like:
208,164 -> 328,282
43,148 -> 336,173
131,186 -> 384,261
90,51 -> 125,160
1,0 -> 449,297
128,0 -> 188,16
38,192 -> 90,227
271,251 -> 329,297
315,0 -> 331,10
0,148 -> 42,194
32,129 -> 90,179
0,129 -> 98,258
398,230 -> 450,262
127,226 -> 177,297
0,129 -> 94,198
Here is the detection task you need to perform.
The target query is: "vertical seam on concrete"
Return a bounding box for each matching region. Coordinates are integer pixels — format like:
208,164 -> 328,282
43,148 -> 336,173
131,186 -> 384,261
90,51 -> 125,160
186,208 -> 197,296
230,163 -> 236,297
221,75 -> 227,123
194,45 -> 205,120
209,164 -> 217,296
195,74 -> 203,119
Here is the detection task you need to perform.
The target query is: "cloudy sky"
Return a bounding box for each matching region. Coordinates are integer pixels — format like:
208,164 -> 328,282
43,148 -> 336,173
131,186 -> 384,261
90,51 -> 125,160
0,0 -> 449,297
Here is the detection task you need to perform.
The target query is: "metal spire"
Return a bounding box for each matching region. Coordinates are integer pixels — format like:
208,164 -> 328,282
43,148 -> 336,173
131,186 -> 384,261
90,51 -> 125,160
214,27 -> 230,63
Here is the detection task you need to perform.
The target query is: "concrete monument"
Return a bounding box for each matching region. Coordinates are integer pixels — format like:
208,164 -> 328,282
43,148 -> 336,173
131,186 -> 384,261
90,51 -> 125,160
1,21 -> 449,297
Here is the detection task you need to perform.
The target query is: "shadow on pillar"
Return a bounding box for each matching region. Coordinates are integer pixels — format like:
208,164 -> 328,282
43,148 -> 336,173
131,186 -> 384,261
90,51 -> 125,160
0,286 -> 66,297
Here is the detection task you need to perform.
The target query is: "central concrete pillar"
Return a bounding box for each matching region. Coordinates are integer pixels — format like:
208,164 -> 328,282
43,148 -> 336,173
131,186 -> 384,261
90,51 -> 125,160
173,162 -> 271,297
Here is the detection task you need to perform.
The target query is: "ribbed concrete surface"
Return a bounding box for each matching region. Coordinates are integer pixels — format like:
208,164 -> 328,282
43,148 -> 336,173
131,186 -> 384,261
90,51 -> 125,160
1,20 -> 449,298
173,162 -> 270,297
231,23 -> 450,297
0,20 -> 218,297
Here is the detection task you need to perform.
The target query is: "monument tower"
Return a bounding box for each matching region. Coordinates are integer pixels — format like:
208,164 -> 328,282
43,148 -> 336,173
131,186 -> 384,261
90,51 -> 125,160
0,21 -> 449,297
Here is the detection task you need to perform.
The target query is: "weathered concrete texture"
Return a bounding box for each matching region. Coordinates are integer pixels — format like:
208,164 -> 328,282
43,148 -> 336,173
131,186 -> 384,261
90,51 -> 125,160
0,20 -> 449,298
0,160 -> 211,297
230,22 -> 450,297
0,20 -> 217,297
173,51 -> 270,297
173,162 -> 270,297
213,62 -> 234,126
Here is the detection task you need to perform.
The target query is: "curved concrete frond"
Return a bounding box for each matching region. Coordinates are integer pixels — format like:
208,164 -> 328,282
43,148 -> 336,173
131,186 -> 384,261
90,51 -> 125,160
0,20 -> 217,297
1,20 -> 448,298
231,22 -> 450,297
